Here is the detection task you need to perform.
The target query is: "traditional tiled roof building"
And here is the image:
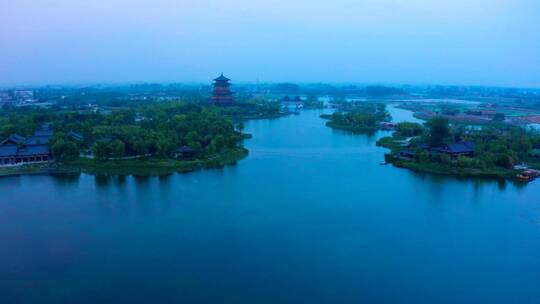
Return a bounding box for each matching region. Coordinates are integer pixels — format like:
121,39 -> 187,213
0,124 -> 52,166
211,73 -> 234,104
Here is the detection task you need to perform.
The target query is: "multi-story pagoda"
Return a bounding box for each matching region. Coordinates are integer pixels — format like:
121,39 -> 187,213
211,73 -> 234,104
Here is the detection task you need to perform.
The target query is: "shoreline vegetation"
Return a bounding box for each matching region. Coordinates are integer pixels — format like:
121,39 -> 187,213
63,147 -> 249,176
0,100 -> 265,177
0,147 -> 249,178
3,80 -> 540,183
376,117 -> 540,181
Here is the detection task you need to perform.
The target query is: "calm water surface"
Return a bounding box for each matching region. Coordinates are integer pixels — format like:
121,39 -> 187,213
1,109 -> 540,303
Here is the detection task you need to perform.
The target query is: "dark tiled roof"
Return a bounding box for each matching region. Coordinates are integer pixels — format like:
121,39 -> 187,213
435,141 -> 475,154
213,73 -> 230,82
399,150 -> 416,156
33,129 -> 53,137
1,134 -> 26,145
26,136 -> 50,145
0,145 -> 17,157
17,145 -> 50,156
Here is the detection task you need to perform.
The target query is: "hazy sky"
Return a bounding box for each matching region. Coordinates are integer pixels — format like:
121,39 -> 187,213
1,0 -> 539,87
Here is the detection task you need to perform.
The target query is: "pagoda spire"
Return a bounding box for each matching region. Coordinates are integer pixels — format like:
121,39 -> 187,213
211,73 -> 234,104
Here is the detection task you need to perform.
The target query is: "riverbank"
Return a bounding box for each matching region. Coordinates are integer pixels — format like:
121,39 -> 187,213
387,156 -> 516,179
320,114 -> 379,134
0,162 -> 73,177
0,147 -> 249,177
378,137 -> 519,180
233,112 -> 288,120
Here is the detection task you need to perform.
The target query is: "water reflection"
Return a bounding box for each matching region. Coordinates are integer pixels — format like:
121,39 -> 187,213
497,179 -> 507,191
95,174 -> 112,187
2,109 -> 540,304
133,175 -> 151,185
52,173 -> 81,183
112,175 -> 127,187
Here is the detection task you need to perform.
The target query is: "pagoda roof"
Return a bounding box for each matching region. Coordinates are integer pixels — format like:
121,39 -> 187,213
214,73 -> 230,82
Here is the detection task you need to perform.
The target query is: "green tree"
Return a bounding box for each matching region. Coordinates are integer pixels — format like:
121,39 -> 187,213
235,122 -> 245,132
110,140 -> 125,159
397,122 -> 423,137
51,139 -> 79,161
92,141 -> 109,161
426,117 -> 450,147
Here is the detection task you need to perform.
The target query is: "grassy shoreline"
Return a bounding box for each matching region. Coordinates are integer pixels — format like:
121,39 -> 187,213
324,121 -> 379,134
320,114 -> 379,134
0,147 -> 249,177
389,157 -> 516,179
378,137 -> 518,180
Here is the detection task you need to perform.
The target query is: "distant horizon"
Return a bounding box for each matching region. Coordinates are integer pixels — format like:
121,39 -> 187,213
1,1 -> 539,89
1,79 -> 539,91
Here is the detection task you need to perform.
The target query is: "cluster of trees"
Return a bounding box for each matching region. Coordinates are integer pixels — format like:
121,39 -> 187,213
395,122 -> 423,137
324,103 -> 390,133
216,100 -> 281,118
1,101 -> 247,162
396,117 -> 540,170
0,112 -> 56,140
425,117 -> 451,146
466,127 -> 540,169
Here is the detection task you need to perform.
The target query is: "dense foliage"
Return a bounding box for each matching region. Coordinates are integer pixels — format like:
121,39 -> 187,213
322,103 -> 390,133
380,117 -> 540,174
215,99 -> 281,119
1,102 -> 247,162
426,116 -> 451,146
395,122 -> 423,137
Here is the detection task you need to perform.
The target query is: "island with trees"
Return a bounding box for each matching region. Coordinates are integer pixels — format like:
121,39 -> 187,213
377,117 -> 540,180
0,101 -> 252,176
320,102 -> 391,133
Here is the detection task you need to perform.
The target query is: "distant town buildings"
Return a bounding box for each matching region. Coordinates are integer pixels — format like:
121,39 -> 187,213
13,90 -> 34,101
0,91 -> 12,104
211,73 -> 234,104
280,96 -> 304,109
0,89 -> 56,108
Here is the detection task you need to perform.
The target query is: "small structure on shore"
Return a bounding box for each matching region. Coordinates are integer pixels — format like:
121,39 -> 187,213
517,169 -> 540,182
67,131 -> 84,142
211,73 -> 234,104
171,146 -> 196,160
380,122 -> 398,130
398,150 -> 416,160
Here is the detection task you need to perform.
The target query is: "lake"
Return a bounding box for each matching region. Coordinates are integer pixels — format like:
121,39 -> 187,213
1,108 -> 540,303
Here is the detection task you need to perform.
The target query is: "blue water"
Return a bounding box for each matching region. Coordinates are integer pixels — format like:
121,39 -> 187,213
1,109 -> 540,303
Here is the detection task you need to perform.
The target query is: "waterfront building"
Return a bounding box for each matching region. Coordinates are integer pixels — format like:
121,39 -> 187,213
0,124 -> 52,166
432,141 -> 475,158
211,73 -> 234,104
